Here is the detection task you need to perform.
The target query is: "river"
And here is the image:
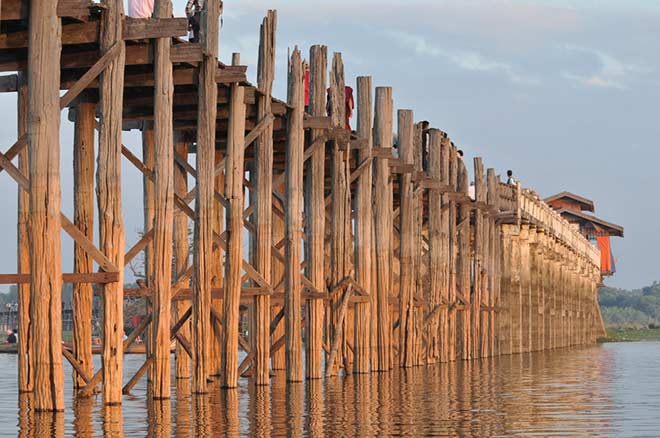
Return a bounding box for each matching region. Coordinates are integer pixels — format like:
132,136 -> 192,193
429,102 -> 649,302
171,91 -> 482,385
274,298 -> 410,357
0,342 -> 658,436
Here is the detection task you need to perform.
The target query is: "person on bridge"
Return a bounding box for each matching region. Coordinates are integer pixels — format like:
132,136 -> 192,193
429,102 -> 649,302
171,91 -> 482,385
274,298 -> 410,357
186,0 -> 224,43
128,0 -> 154,19
506,169 -> 517,185
6,329 -> 17,344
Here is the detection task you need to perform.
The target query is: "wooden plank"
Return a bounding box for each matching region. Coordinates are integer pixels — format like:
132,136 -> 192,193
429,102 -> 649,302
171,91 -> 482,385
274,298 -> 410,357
27,0 -> 64,411
97,0 -> 126,406
304,45 -> 327,379
123,17 -> 188,40
0,272 -> 118,284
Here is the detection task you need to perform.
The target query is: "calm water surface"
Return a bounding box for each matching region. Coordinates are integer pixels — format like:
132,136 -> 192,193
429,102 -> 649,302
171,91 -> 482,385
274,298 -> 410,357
1,342 -> 659,436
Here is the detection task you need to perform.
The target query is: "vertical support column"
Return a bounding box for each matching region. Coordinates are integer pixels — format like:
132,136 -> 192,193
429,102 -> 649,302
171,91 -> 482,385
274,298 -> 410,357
192,0 -> 219,393
28,0 -> 64,412
72,98 -> 96,388
328,52 -> 351,374
486,169 -> 498,357
472,158 -> 485,359
398,110 -> 415,368
97,0 -> 126,406
353,76 -> 373,374
210,151 -> 224,376
529,229 -> 540,352
222,65 -> 246,389
174,136 -> 190,379
252,10 -> 277,386
16,72 -> 31,393
304,45 -> 327,379
427,130 -> 443,364
498,225 -> 513,355
151,0 -> 175,400
373,86 -> 393,371
412,124 -> 426,366
520,225 -> 532,353
285,48 -> 304,382
456,160 -> 471,360
142,124 -> 155,369
448,144 -> 458,361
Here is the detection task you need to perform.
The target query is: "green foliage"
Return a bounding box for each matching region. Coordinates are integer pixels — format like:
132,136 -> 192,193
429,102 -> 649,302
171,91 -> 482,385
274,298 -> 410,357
599,282 -> 660,328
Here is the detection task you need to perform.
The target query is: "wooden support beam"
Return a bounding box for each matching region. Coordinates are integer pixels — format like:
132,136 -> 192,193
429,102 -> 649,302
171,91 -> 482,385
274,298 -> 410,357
72,99 -> 95,389
221,59 -> 246,389
373,86 -> 394,371
284,47 -> 304,382
192,0 -> 219,394
97,0 -> 126,406
174,137 -> 190,379
16,72 -> 31,394
27,0 -> 64,412
304,45 -> 327,379
471,157 -> 485,359
353,76 -> 372,374
149,0 -> 175,400
397,109 -> 416,368
457,156 -> 471,360
251,11 -> 277,386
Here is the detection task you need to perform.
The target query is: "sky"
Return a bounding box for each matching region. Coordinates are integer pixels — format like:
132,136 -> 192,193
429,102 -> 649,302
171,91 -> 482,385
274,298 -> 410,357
0,0 -> 657,291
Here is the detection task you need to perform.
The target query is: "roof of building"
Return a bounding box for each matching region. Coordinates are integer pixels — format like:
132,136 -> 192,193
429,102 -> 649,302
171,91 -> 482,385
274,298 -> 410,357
555,208 -> 624,238
544,191 -> 595,212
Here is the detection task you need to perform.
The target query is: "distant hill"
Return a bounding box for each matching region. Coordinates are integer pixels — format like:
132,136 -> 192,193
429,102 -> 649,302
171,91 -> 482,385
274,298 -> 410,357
599,282 -> 660,329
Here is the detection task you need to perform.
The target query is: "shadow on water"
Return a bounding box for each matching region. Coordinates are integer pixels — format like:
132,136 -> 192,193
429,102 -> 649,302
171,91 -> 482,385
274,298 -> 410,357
4,342 -> 660,436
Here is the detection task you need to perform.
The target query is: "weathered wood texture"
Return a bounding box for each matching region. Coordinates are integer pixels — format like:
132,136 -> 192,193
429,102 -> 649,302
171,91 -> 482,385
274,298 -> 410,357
373,86 -> 393,371
285,47 -> 304,382
28,0 -> 64,411
72,99 -> 95,389
304,45 -> 327,380
174,138 -> 190,379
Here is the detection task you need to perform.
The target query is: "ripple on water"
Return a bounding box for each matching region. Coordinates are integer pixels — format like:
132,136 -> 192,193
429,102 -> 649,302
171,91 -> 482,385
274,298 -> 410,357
1,342 -> 659,436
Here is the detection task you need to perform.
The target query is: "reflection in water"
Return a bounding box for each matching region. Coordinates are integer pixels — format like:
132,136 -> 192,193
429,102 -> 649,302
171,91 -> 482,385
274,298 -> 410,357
3,342 -> 660,436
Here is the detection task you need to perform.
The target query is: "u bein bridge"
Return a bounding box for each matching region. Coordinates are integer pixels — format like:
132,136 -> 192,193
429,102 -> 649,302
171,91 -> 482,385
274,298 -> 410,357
0,1 -> 615,413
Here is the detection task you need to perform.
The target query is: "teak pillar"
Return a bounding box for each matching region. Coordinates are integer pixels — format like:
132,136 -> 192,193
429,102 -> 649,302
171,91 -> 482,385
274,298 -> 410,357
16,72 -> 31,393
427,130 -> 443,364
222,62 -> 246,389
142,124 -> 155,370
97,0 -> 126,406
28,0 -> 64,413
447,143 -> 458,362
72,98 -> 96,388
192,0 -> 219,394
353,76 -> 373,374
456,160 -> 471,360
285,48 -> 304,382
252,10 -> 276,386
373,86 -> 394,371
174,137 -> 190,379
397,109 -> 416,368
151,0 -> 175,400
328,52 -> 351,375
304,45 -> 327,379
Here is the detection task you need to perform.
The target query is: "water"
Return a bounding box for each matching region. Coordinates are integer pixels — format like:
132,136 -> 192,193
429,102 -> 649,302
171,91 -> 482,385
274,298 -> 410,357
1,342 -> 659,436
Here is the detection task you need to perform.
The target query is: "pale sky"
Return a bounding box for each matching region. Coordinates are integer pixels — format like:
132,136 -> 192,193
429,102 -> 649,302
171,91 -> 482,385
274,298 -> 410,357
0,0 -> 656,290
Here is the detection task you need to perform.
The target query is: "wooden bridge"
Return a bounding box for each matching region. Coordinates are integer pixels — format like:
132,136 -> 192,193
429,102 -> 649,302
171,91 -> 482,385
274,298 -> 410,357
0,1 -> 606,412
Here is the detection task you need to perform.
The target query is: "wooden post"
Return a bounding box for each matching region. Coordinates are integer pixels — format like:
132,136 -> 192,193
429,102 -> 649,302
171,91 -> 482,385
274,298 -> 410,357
252,10 -> 276,386
210,152 -> 224,376
456,160 -> 471,360
72,98 -> 95,388
192,0 -> 219,394
142,123 -> 155,373
413,124 -> 426,366
472,158 -> 484,359
285,48 -> 304,382
353,76 -> 373,374
328,52 -> 351,375
16,72 -> 31,393
427,130 -> 444,364
151,0 -> 175,400
28,0 -> 64,411
398,109 -> 416,368
486,169 -> 498,357
222,59 -> 246,389
373,86 -> 393,371
97,0 -> 126,406
499,224 -> 514,355
304,45 -> 327,379
174,136 -> 190,379
448,144 -> 458,362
